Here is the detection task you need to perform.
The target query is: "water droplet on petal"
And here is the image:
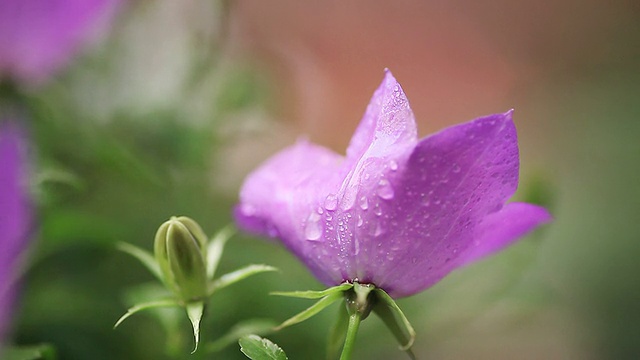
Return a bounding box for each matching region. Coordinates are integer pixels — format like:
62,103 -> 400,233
389,160 -> 398,171
305,212 -> 322,241
377,179 -> 394,200
452,164 -> 461,173
374,205 -> 383,216
317,207 -> 324,214
357,215 -> 364,227
324,193 -> 338,210
359,196 -> 369,210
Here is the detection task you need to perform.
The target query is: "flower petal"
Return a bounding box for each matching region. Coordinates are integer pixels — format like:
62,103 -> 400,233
235,139 -> 347,284
359,111 -> 522,297
456,202 -> 552,266
346,69 -> 417,162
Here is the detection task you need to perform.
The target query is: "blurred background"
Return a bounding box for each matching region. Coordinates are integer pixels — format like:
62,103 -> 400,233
2,0 -> 639,359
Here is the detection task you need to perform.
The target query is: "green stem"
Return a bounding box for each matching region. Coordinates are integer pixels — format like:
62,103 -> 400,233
339,312 -> 362,360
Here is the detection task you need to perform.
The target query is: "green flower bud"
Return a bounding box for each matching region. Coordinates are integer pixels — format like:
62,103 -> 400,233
154,216 -> 208,302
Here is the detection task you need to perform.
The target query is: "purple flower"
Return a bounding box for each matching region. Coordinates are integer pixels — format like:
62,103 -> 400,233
0,0 -> 120,85
235,70 -> 551,298
0,121 -> 31,344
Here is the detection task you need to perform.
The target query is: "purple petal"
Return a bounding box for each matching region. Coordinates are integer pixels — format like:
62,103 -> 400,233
456,202 -> 552,266
0,121 -> 31,343
0,0 -> 120,84
357,111 -> 524,297
235,71 -> 551,299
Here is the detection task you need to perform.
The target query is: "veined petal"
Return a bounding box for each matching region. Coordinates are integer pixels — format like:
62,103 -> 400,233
360,111 -> 522,297
346,69 -> 417,162
456,202 -> 552,266
235,139 -> 348,284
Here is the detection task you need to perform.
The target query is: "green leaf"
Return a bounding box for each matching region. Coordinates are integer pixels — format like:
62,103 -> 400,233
116,242 -> 163,281
186,301 -> 205,354
271,283 -> 353,299
239,335 -> 288,360
326,303 -> 349,360
205,318 -> 278,353
209,264 -> 277,293
114,299 -> 179,328
275,291 -> 343,330
207,225 -> 235,279
3,344 -> 56,360
372,289 -> 416,359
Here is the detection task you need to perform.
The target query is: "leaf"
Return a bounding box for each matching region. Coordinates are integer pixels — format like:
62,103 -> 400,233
271,283 -> 353,299
275,291 -> 343,330
326,303 -> 349,360
116,242 -> 163,281
2,344 -> 57,360
239,335 -> 288,360
114,299 -> 179,329
186,301 -> 205,354
206,225 -> 235,279
209,264 -> 277,293
205,318 -> 278,353
372,289 -> 416,359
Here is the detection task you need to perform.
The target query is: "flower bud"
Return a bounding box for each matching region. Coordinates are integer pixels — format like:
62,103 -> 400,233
154,216 -> 208,302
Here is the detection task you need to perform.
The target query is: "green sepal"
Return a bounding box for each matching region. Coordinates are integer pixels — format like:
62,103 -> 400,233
114,299 -> 179,328
2,343 -> 57,360
239,335 -> 288,360
372,288 -> 416,359
207,224 -> 235,279
326,303 -> 349,360
209,264 -> 277,294
186,301 -> 205,354
205,319 -> 277,353
115,242 -> 162,282
274,290 -> 343,330
271,283 -> 353,299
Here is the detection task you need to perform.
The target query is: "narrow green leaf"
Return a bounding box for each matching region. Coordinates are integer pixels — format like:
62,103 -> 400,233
239,335 -> 288,360
326,303 -> 349,360
114,299 -> 178,329
186,301 -> 205,354
210,264 -> 277,293
275,291 -> 343,330
3,344 -> 56,360
207,225 -> 235,279
116,242 -> 163,281
205,318 -> 277,353
271,283 -> 353,299
372,289 -> 416,359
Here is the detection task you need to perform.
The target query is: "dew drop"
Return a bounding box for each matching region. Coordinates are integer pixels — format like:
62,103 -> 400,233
357,215 -> 364,227
377,179 -> 394,200
304,212 -> 322,241
324,193 -> 338,210
374,205 -> 383,216
317,207 -> 324,214
452,164 -> 461,173
389,160 -> 398,171
358,196 -> 369,210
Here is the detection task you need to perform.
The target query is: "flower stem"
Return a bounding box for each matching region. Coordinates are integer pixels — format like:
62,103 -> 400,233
339,311 -> 362,360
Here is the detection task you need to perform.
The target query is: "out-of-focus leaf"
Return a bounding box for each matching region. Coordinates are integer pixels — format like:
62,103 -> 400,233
3,344 -> 57,360
326,303 -> 349,360
239,335 -> 288,360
